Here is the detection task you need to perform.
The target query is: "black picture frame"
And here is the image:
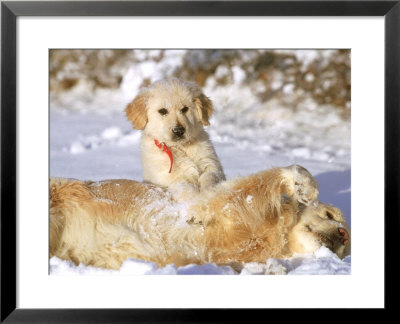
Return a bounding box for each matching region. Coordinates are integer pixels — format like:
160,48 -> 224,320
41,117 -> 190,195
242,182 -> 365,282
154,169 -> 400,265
1,0 -> 399,321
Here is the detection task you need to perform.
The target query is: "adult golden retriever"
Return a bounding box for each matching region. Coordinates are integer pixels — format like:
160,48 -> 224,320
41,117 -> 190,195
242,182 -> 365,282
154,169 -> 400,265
49,165 -> 350,270
125,78 -> 225,199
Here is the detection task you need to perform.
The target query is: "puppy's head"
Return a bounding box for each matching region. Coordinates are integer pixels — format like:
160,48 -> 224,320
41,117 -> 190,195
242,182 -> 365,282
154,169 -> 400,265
287,203 -> 351,259
125,78 -> 214,144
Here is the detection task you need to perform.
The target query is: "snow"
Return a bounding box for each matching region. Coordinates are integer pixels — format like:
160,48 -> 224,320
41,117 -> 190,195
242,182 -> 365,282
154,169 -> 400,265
50,247 -> 350,275
49,109 -> 351,275
49,49 -> 351,275
101,127 -> 123,140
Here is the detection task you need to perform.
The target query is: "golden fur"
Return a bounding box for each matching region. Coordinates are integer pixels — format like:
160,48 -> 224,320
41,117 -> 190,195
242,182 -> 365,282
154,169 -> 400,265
49,165 -> 350,270
125,78 -> 225,199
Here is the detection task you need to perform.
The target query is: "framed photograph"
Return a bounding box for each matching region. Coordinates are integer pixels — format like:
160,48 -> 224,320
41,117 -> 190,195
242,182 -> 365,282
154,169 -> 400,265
1,0 -> 398,321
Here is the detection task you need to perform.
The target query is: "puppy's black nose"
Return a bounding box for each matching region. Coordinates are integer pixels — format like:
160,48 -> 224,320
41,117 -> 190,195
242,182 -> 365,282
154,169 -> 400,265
172,125 -> 185,137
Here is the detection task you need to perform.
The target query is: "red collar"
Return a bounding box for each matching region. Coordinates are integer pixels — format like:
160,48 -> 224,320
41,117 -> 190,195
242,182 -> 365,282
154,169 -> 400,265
154,139 -> 173,173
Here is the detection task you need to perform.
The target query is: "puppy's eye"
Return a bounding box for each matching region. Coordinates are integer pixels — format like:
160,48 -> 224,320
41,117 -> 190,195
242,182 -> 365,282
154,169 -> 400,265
158,108 -> 168,116
181,106 -> 189,114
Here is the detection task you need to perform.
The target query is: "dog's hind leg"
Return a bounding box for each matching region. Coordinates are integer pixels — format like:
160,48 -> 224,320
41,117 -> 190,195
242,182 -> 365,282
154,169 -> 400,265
281,165 -> 319,206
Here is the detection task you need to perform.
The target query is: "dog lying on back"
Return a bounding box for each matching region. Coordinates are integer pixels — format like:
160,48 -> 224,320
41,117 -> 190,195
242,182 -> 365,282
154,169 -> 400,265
125,78 -> 225,199
49,165 -> 350,270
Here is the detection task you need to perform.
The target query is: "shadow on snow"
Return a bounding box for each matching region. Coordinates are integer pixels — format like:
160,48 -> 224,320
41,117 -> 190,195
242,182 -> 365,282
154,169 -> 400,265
315,169 -> 351,228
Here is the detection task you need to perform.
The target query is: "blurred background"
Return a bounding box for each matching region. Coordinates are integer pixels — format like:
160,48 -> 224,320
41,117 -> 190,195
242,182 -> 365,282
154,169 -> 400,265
50,49 -> 350,111
49,49 -> 351,224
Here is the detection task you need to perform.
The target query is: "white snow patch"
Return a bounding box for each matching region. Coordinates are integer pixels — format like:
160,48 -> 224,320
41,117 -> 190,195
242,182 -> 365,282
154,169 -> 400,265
271,80 -> 283,91
117,131 -> 141,147
50,247 -> 350,276
292,147 -> 311,159
282,83 -> 295,95
288,247 -> 351,275
305,73 -> 315,82
240,262 -> 268,275
69,141 -> 86,154
232,66 -> 246,84
215,65 -> 230,79
177,263 -> 237,275
101,127 -> 123,140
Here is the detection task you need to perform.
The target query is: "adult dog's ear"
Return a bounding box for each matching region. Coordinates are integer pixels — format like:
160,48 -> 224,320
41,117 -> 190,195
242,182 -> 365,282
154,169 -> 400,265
125,92 -> 148,130
194,93 -> 214,126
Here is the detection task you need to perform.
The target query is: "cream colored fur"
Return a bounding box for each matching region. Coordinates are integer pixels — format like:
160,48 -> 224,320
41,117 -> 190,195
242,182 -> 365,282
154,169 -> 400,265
49,165 -> 350,270
125,78 -> 225,199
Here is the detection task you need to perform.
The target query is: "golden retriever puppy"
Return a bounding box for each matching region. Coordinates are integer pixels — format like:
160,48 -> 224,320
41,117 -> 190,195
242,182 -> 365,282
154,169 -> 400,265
125,78 -> 225,199
49,165 -> 350,271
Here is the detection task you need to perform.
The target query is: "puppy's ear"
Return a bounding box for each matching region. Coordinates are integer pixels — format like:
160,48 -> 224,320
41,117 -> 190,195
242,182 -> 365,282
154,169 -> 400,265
125,92 -> 148,130
194,93 -> 214,126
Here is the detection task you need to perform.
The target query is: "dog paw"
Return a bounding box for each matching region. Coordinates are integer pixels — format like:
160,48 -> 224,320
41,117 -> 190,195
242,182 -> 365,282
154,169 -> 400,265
284,164 -> 319,206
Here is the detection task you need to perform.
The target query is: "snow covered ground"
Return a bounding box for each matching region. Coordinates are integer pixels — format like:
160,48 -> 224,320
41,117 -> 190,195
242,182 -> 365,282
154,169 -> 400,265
49,49 -> 351,275
50,247 -> 351,275
49,108 -> 351,275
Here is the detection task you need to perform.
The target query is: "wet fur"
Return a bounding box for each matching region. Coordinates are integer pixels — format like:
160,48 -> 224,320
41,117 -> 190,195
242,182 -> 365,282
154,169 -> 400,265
49,165 -> 350,270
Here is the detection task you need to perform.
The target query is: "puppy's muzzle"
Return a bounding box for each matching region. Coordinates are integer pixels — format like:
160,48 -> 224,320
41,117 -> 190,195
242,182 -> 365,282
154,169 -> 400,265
172,125 -> 185,138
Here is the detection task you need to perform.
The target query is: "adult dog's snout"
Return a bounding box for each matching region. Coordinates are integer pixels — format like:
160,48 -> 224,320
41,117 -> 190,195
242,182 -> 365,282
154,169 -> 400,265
172,125 -> 185,138
338,228 -> 350,246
